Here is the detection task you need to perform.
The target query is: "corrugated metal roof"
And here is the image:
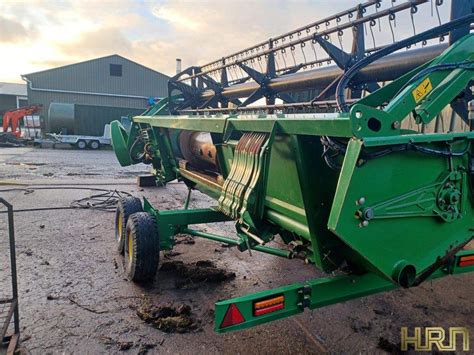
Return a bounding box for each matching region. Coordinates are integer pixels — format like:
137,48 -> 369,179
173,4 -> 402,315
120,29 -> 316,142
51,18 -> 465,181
22,54 -> 168,78
0,82 -> 27,96
22,54 -> 169,100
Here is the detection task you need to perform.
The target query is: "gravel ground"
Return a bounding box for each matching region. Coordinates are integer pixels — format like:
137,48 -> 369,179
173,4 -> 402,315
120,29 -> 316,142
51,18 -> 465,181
0,147 -> 473,354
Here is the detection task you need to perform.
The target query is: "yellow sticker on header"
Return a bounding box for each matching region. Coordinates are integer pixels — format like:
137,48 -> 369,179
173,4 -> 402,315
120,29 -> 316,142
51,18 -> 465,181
412,78 -> 432,103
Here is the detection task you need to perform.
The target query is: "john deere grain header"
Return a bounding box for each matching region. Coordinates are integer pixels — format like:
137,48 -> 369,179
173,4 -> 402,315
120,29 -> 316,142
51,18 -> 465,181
111,0 -> 474,332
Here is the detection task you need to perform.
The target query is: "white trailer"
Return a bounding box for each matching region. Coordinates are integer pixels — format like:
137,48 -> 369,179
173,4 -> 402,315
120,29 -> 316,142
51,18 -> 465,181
35,124 -> 111,150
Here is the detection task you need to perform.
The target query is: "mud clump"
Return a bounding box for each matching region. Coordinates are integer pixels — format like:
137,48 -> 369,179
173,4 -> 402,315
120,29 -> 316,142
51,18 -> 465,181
350,318 -> 372,333
117,341 -> 133,351
163,250 -> 182,258
174,234 -> 195,245
137,300 -> 199,333
160,260 -> 236,287
377,337 -> 405,354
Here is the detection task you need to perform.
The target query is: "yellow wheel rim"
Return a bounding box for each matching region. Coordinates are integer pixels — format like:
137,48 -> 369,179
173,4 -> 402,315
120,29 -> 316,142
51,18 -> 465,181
117,212 -> 123,239
128,230 -> 133,262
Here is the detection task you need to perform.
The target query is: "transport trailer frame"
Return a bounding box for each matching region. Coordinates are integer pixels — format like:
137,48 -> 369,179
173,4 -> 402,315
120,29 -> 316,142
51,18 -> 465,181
214,252 -> 474,332
110,4 -> 474,333
35,124 -> 112,150
134,197 -> 474,333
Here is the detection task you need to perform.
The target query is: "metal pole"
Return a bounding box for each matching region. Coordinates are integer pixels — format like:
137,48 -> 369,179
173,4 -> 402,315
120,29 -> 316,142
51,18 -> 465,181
181,227 -> 292,258
252,244 -> 292,258
182,227 -> 240,245
449,0 -> 474,44
468,100 -> 474,131
449,109 -> 457,132
0,198 -> 19,335
184,188 -> 192,210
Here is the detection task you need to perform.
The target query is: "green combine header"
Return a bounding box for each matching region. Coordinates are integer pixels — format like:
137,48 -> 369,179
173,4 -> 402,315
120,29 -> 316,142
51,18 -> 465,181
110,0 -> 474,333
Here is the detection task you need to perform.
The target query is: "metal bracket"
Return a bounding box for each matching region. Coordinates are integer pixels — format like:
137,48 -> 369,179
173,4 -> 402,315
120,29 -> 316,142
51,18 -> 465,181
357,170 -> 465,223
297,285 -> 312,309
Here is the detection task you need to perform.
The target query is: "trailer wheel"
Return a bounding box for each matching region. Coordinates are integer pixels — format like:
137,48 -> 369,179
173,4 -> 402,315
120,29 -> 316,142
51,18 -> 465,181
115,196 -> 143,253
125,212 -> 160,283
89,140 -> 100,150
76,140 -> 87,149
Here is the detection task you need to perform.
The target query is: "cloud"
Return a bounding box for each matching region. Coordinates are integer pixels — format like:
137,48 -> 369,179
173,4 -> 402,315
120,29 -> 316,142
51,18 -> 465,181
152,6 -> 201,31
58,27 -> 133,58
0,16 -> 29,43
31,59 -> 75,68
0,0 -> 457,83
147,0 -> 349,70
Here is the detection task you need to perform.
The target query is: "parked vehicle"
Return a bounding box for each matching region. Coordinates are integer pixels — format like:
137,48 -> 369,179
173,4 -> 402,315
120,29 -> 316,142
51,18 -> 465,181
35,124 -> 111,150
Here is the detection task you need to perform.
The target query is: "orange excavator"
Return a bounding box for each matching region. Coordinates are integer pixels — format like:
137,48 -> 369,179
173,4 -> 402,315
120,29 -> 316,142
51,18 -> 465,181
2,104 -> 42,138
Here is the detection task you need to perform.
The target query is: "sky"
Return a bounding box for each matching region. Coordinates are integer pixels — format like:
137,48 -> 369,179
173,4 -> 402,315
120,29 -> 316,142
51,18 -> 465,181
0,0 -> 452,83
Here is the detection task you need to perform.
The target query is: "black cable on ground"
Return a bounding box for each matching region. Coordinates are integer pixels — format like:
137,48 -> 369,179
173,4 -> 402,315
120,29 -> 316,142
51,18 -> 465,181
0,186 -> 132,214
71,190 -> 130,212
0,207 -> 78,213
0,182 -> 138,186
0,186 -> 131,193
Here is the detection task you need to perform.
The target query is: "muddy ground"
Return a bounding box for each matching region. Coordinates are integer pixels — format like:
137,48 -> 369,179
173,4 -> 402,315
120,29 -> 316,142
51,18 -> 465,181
0,147 -> 473,354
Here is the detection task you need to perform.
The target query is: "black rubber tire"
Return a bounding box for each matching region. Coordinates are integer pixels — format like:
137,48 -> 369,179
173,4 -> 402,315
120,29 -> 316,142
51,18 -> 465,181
124,212 -> 160,283
76,140 -> 87,149
89,140 -> 100,150
115,196 -> 143,253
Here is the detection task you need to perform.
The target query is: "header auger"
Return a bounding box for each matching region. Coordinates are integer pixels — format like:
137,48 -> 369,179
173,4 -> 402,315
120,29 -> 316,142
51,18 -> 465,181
111,0 -> 474,333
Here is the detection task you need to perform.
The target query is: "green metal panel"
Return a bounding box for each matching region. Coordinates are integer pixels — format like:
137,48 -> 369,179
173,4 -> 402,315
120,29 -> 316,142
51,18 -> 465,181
110,121 -> 132,166
292,135 -> 345,270
328,139 -> 474,283
265,135 -> 306,225
134,114 -> 352,138
134,115 -> 227,133
226,114 -> 352,137
363,131 -> 474,147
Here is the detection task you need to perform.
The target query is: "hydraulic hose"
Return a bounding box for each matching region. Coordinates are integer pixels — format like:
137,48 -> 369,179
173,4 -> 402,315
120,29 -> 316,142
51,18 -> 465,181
336,14 -> 474,112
